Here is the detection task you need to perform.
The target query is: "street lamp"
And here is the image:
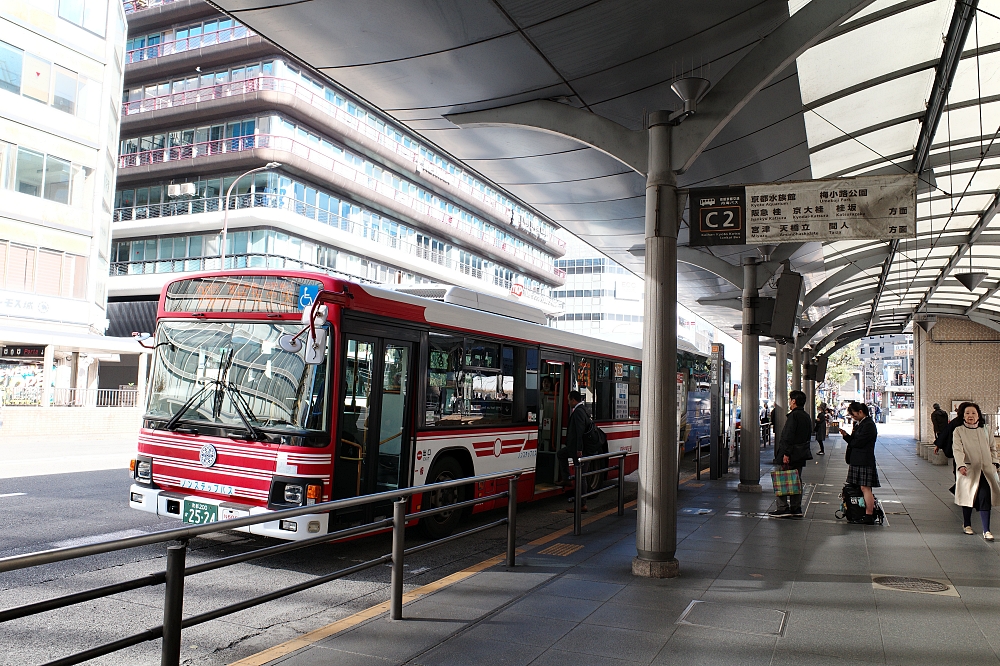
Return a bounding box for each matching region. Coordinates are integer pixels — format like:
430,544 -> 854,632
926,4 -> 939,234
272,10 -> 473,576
220,162 -> 281,267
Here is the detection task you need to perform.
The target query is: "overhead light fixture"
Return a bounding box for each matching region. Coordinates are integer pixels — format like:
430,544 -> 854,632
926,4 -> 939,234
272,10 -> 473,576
955,271 -> 987,291
668,77 -> 711,125
757,244 -> 778,262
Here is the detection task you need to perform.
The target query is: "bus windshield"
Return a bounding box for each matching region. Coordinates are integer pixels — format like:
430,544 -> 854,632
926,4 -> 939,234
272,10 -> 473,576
147,321 -> 328,435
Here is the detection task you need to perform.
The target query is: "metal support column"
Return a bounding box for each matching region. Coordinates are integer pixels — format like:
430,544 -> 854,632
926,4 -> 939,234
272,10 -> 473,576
161,543 -> 187,666
773,341 -> 788,449
791,342 -> 802,391
632,111 -> 680,579
739,258 -> 761,493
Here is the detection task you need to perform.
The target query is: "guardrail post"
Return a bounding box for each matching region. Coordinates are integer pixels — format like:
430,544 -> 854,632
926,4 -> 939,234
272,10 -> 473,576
161,542 -> 187,666
574,455 -> 583,536
617,453 -> 626,517
390,498 -> 406,621
506,476 -> 518,567
696,437 -> 702,480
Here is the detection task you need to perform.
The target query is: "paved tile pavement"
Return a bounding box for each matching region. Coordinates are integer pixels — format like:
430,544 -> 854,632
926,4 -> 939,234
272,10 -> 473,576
263,424 -> 1000,666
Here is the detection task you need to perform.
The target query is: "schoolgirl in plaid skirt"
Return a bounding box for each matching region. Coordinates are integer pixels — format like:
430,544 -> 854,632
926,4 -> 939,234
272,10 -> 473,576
840,402 -> 880,523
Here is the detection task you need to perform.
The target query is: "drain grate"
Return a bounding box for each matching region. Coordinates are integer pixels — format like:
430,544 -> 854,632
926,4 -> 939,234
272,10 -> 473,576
872,576 -> 949,593
538,543 -> 584,557
676,600 -> 787,636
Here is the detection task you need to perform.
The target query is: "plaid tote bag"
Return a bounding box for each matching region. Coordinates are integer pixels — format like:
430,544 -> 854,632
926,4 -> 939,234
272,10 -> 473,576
771,468 -> 801,496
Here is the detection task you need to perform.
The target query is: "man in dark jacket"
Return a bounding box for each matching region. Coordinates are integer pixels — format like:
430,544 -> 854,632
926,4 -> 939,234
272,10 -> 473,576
769,390 -> 812,518
930,404 -> 949,439
558,390 -> 593,511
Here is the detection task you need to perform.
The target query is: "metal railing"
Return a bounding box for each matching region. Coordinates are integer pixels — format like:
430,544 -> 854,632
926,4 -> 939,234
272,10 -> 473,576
52,388 -> 139,407
111,193 -> 565,310
124,25 -> 252,64
572,451 -> 628,535
119,75 -> 561,250
116,135 -> 564,280
123,0 -> 182,13
0,469 -> 521,666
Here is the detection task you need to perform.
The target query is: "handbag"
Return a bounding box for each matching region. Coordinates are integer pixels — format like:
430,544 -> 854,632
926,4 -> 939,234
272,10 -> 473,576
771,468 -> 801,496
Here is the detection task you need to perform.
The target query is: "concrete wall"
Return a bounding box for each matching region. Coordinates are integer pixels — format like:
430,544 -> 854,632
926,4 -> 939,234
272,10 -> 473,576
915,316 -> 1000,442
0,406 -> 143,441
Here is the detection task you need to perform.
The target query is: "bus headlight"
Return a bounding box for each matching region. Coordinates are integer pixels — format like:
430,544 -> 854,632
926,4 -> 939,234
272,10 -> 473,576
135,457 -> 152,481
284,484 -> 304,504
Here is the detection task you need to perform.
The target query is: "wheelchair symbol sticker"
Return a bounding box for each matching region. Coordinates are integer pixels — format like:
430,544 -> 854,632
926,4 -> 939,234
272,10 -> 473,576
298,285 -> 319,310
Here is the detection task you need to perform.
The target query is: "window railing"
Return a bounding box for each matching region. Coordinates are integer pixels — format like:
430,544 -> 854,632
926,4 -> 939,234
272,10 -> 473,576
118,75 -> 563,250
1,388 -> 138,407
111,194 -> 565,311
122,0 -> 182,13
124,25 -> 252,64
116,138 -> 565,280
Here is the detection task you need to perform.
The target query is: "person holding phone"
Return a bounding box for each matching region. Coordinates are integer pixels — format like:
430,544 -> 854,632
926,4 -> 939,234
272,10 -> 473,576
840,402 -> 879,525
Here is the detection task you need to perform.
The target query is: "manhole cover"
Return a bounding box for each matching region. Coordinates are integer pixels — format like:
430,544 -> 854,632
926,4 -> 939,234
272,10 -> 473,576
872,576 -> 949,593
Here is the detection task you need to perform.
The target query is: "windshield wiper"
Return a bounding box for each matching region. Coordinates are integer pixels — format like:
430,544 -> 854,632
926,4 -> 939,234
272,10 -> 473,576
163,383 -> 213,431
223,381 -> 270,442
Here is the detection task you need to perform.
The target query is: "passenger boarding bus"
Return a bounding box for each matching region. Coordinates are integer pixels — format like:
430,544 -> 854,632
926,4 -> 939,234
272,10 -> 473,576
128,271 -> 645,539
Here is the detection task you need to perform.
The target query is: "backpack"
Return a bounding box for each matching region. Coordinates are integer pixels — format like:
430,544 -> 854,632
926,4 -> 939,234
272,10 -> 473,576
835,484 -> 886,525
583,421 -> 608,455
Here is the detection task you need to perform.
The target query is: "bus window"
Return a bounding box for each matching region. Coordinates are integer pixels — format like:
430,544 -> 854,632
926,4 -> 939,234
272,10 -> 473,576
574,356 -> 595,417
424,335 -> 519,427
524,348 -> 538,423
595,359 -> 613,421
627,364 -> 641,419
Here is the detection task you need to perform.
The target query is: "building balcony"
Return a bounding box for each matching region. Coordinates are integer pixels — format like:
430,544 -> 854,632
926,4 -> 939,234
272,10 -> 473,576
119,76 -> 565,257
123,29 -> 274,85
122,0 -> 218,31
111,195 -> 565,312
116,137 -> 566,285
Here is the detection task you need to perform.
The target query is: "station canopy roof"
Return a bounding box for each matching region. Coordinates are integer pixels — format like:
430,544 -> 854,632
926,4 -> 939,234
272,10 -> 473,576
212,0 -> 1000,356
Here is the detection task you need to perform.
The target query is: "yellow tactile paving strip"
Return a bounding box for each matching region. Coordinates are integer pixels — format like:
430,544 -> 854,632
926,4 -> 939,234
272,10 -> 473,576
229,499 -> 637,666
538,543 -> 585,556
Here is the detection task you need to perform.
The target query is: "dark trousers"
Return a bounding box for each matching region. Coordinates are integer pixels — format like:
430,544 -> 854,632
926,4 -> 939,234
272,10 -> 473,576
557,446 -> 578,483
776,466 -> 804,512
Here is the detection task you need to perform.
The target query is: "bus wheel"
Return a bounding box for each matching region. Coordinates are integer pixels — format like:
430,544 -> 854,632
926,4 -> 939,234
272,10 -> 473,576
421,456 -> 466,539
582,456 -> 607,494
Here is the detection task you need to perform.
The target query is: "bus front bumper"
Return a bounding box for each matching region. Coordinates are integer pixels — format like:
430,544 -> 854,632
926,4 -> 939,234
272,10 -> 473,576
128,484 -> 329,540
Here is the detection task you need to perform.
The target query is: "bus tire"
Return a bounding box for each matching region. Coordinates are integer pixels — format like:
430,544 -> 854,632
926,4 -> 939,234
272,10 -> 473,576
582,456 -> 607,494
421,456 -> 466,539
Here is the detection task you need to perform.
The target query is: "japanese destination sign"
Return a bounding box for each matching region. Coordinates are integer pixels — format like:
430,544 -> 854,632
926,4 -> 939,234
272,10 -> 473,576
689,174 -> 917,246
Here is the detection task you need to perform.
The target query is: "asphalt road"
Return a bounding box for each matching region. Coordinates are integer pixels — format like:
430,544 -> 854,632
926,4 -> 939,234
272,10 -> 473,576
0,469 -> 637,666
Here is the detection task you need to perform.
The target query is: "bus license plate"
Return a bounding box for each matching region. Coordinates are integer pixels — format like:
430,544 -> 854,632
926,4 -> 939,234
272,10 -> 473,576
183,500 -> 217,525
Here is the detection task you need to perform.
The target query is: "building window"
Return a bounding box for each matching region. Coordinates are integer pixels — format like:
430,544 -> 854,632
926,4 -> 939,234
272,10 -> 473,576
21,54 -> 50,103
0,41 -> 22,95
58,0 -> 107,36
9,146 -> 86,206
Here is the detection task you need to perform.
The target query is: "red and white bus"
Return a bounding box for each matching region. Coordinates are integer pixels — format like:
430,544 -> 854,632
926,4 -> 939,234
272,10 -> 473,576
129,271 -> 642,539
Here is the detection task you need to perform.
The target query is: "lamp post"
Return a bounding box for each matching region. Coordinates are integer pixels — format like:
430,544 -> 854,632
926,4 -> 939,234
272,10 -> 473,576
220,162 -> 281,267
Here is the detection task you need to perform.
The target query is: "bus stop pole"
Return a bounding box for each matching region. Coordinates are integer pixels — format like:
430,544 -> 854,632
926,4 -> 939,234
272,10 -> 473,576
738,258 -> 762,493
390,499 -> 406,620
632,112 -> 679,578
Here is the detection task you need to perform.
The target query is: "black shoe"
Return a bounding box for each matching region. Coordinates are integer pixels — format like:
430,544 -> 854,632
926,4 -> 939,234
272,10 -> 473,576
818,451 -> 825,455
768,508 -> 792,518
790,509 -> 804,518
860,514 -> 875,525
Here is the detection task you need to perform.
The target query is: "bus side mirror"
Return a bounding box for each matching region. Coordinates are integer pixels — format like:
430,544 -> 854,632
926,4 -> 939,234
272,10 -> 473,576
278,335 -> 303,353
304,328 -> 327,365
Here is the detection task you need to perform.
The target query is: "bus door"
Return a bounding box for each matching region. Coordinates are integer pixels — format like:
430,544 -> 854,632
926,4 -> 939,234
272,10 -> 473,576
535,352 -> 571,490
335,326 -> 416,522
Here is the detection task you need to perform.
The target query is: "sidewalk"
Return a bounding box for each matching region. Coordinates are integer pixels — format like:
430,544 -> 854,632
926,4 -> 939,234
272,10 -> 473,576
243,425 -> 1000,666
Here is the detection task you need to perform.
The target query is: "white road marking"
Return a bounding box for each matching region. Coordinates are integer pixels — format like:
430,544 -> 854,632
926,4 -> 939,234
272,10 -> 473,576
50,529 -> 149,549
0,492 -> 26,498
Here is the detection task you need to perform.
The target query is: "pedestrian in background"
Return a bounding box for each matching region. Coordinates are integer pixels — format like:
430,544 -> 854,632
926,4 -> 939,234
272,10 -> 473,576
815,402 -> 828,455
931,403 -> 949,439
840,402 -> 879,525
769,390 -> 812,518
952,402 -> 1000,541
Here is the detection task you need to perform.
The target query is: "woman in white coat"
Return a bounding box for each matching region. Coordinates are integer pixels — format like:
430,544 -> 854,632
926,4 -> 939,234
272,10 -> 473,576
953,402 -> 1000,541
